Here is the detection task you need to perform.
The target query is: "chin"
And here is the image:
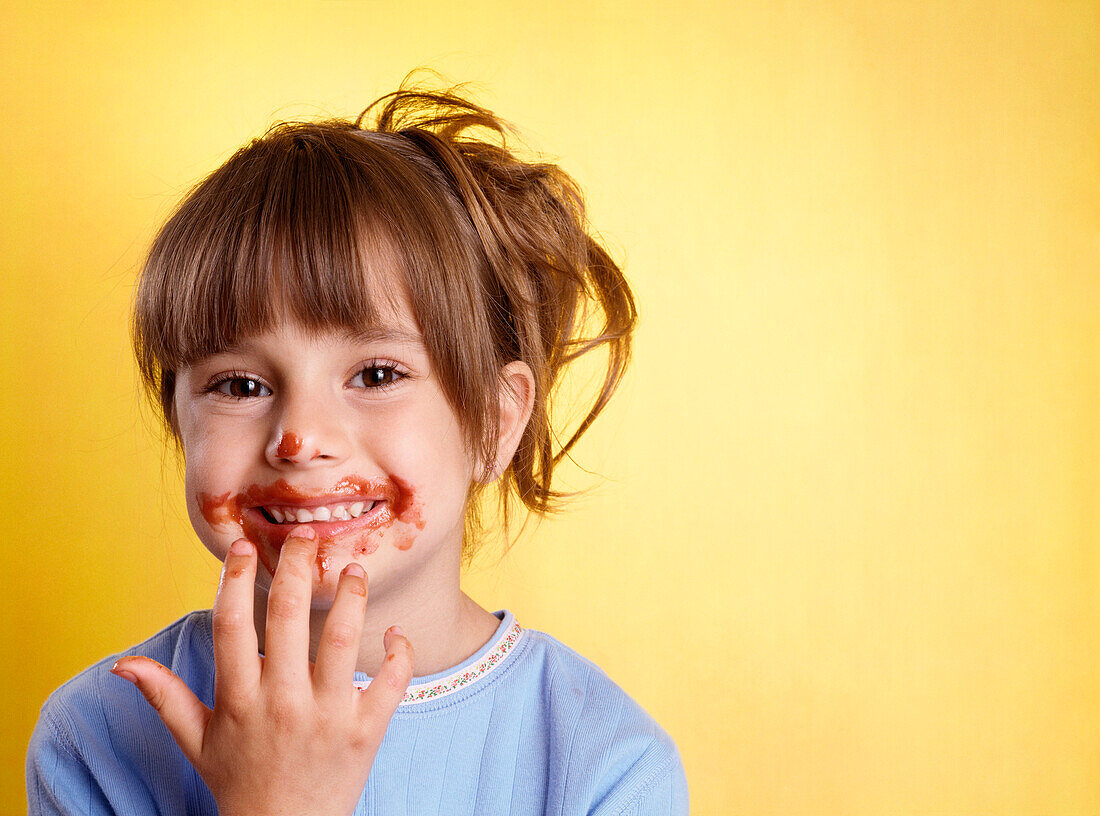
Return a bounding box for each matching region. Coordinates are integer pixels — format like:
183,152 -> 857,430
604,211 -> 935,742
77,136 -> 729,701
307,585 -> 341,610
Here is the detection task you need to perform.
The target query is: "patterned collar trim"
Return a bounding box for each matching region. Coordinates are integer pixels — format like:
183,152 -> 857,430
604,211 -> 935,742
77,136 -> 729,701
353,617 -> 524,706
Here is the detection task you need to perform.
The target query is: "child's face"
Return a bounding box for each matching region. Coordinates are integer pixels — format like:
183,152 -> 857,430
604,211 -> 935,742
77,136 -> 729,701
172,287 -> 475,608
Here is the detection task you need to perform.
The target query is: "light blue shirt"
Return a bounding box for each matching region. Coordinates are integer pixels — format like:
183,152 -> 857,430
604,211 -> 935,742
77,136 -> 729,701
28,610 -> 689,815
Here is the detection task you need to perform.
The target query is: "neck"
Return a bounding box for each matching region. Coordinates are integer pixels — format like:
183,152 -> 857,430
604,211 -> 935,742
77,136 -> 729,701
251,564 -> 500,678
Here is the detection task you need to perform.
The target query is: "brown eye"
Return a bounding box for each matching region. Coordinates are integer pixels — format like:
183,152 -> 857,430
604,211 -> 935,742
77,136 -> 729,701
216,378 -> 270,398
364,367 -> 394,386
353,365 -> 403,389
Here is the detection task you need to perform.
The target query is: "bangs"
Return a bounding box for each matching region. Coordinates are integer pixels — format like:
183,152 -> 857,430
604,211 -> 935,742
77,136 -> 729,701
134,123 -> 472,378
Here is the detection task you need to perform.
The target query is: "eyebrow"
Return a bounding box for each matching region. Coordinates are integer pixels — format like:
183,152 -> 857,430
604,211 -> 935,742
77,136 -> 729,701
346,326 -> 425,347
208,325 -> 426,359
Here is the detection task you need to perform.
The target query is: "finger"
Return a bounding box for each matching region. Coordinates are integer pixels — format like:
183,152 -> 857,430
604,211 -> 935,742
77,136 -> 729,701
313,563 -> 369,701
262,524 -> 317,688
111,656 -> 211,764
357,626 -> 413,737
212,539 -> 261,706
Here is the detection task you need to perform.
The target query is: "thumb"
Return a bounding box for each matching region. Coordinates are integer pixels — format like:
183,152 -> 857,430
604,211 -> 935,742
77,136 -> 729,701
112,655 -> 210,763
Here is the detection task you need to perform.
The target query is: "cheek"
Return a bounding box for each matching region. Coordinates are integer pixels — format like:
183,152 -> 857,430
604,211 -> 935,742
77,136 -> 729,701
181,435 -> 250,561
364,410 -> 471,489
184,472 -> 234,563
183,436 -> 230,501
358,410 -> 471,537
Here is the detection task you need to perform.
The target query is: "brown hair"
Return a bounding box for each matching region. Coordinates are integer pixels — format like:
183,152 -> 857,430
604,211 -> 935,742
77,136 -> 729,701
132,81 -> 636,551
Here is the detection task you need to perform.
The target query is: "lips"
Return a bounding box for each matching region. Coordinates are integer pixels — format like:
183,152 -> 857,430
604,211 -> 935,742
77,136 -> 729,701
238,477 -> 398,509
236,477 -> 397,545
196,474 -> 423,576
243,498 -> 393,547
200,476 -> 396,536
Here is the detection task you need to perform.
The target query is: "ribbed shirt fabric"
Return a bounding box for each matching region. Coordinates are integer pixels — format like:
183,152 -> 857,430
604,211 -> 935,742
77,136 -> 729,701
27,610 -> 688,815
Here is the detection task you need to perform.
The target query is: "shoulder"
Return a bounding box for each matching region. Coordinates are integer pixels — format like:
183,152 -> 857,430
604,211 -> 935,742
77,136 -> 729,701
27,611 -> 216,816
509,626 -> 690,815
35,609 -> 214,735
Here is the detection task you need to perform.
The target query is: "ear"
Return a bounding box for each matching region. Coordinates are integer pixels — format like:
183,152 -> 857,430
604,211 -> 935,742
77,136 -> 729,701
479,361 -> 536,483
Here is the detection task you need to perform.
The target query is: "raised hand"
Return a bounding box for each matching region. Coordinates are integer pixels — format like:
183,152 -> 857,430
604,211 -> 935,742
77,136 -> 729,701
110,525 -> 413,816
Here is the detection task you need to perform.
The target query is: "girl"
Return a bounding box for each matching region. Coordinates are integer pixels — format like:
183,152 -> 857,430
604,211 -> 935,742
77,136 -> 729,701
27,82 -> 688,816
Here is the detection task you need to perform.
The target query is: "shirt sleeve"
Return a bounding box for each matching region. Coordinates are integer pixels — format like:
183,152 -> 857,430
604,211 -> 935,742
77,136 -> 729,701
26,710 -> 113,816
589,737 -> 690,816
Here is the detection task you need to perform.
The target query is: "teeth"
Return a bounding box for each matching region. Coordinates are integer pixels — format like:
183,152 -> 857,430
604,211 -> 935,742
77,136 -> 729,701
262,502 -> 375,524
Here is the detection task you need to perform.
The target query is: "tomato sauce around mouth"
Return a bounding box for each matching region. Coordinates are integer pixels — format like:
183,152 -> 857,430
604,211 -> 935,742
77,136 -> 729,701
197,475 -> 425,579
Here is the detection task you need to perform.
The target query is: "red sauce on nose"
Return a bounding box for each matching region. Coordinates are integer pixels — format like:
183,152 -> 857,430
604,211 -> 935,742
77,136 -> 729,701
275,431 -> 302,458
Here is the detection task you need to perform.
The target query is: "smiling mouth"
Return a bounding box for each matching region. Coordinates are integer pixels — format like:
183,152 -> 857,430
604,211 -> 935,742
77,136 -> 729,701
197,475 -> 423,577
257,501 -> 379,524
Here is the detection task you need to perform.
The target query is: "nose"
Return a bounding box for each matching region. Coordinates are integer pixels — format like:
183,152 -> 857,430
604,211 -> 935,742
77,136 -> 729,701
265,394 -> 350,469
267,426 -> 345,467
273,430 -> 306,461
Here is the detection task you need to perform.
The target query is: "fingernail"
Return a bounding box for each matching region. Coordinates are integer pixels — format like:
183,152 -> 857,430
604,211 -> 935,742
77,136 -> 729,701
342,562 -> 365,578
229,539 -> 253,556
288,524 -> 316,541
384,625 -> 406,646
110,662 -> 137,684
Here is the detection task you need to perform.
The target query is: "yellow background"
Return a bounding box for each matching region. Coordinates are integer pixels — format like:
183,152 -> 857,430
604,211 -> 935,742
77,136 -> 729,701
3,2 -> 1098,813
